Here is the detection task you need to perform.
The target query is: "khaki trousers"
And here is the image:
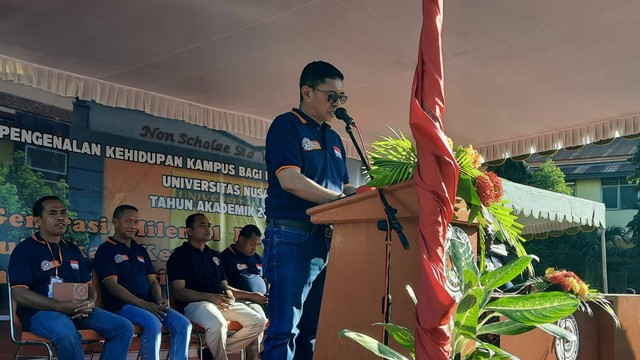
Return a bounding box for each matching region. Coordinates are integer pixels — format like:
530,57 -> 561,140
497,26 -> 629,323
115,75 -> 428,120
184,301 -> 266,359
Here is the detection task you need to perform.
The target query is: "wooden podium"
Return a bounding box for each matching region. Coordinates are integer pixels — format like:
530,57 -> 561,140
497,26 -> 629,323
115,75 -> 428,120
308,181 -> 476,360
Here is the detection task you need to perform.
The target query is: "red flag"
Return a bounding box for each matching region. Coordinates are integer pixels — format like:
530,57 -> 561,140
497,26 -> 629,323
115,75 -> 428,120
409,0 -> 459,359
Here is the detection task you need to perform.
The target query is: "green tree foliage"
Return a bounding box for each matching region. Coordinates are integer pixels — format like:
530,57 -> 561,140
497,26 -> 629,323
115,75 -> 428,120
604,226 -> 640,292
524,230 -> 604,291
528,159 -> 573,195
487,158 -> 531,184
626,142 -> 640,237
0,151 -> 88,245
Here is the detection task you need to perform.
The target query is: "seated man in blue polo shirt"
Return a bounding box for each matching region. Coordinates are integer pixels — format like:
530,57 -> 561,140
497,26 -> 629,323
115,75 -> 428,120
219,224 -> 268,360
167,213 -> 266,360
94,204 -> 192,360
8,196 -> 133,360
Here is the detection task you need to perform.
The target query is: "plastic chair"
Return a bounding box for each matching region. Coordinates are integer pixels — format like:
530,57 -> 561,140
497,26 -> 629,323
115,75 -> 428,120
164,274 -> 245,360
7,280 -> 104,360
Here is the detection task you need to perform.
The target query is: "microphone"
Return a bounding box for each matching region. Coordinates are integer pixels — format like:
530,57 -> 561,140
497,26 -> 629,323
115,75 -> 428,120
334,108 -> 356,126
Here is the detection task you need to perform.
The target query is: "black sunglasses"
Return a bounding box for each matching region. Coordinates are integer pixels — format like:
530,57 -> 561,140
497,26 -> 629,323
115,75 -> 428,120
313,88 -> 348,105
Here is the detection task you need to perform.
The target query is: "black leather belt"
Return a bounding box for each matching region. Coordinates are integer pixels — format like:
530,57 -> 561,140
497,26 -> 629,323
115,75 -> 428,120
267,218 -> 329,233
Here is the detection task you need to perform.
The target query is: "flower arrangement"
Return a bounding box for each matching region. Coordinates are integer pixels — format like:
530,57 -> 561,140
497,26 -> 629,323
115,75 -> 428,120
339,132 -> 619,360
524,268 -> 618,322
546,268 -> 590,297
365,131 -> 527,271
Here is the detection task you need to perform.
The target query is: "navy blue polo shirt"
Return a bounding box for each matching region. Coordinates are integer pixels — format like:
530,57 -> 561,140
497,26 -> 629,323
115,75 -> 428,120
8,232 -> 91,330
93,238 -> 156,312
265,108 -> 350,220
219,245 -> 267,294
166,242 -> 226,313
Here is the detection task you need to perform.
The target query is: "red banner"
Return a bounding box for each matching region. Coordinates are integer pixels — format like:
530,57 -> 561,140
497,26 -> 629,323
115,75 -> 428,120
410,0 -> 459,358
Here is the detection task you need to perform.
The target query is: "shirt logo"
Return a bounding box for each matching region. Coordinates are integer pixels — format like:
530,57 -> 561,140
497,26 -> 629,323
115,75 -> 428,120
212,256 -> 220,266
70,260 -> 79,270
41,260 -> 52,271
302,137 -> 322,151
302,137 -> 313,151
114,254 -> 129,263
237,263 -> 248,270
333,146 -> 342,159
137,255 -> 145,263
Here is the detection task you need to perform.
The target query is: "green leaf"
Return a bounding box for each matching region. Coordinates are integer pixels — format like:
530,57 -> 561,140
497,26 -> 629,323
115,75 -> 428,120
448,227 -> 479,281
536,323 -> 577,341
463,269 -> 481,295
365,131 -> 417,187
338,329 -> 410,360
456,175 -> 476,204
454,287 -> 483,339
486,202 -> 529,263
477,319 -> 535,336
468,203 -> 482,225
471,342 -> 519,360
447,227 -> 480,301
485,292 -> 579,325
373,323 -> 415,357
480,255 -> 533,291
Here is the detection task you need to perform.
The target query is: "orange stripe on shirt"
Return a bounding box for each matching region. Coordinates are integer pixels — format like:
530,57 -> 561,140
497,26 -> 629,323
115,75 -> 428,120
10,284 -> 29,289
276,165 -> 301,175
291,111 -> 307,124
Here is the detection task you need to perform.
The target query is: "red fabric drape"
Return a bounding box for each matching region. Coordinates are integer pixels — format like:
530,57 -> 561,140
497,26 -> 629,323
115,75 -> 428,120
409,0 -> 459,359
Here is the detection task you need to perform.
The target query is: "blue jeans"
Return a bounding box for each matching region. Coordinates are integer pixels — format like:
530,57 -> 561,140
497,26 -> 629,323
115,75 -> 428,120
30,307 -> 134,360
117,304 -> 192,360
262,223 -> 331,360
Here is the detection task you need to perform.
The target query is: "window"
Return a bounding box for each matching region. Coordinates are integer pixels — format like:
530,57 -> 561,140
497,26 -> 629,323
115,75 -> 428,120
602,178 -> 638,210
565,182 -> 577,196
25,145 -> 67,175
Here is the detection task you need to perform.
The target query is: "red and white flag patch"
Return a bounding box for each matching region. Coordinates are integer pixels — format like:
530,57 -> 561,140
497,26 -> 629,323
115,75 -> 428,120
333,146 -> 342,159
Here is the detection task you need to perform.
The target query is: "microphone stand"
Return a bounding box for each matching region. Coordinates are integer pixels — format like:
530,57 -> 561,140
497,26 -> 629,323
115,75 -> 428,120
342,120 -> 410,347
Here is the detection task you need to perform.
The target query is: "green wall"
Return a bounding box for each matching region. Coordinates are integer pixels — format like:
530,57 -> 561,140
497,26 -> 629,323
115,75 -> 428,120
576,178 -> 635,228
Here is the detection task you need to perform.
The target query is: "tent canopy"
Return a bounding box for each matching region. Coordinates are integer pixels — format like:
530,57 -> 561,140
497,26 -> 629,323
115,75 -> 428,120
502,179 -> 606,236
2,1 -> 640,161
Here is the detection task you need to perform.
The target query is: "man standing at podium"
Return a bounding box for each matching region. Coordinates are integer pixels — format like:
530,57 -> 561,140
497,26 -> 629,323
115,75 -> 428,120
263,60 -> 356,360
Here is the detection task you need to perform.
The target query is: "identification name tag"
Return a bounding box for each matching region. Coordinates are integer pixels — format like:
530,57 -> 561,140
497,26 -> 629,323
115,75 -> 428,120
48,276 -> 63,298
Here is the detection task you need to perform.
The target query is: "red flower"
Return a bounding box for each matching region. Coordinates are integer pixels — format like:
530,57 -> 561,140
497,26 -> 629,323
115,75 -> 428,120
485,172 -> 504,201
475,171 -> 504,206
545,268 -> 590,298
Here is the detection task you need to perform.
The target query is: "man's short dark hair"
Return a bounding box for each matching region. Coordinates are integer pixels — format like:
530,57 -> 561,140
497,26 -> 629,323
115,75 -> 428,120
239,224 -> 262,240
33,196 -> 62,217
185,213 -> 206,229
299,61 -> 344,101
113,204 -> 138,219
